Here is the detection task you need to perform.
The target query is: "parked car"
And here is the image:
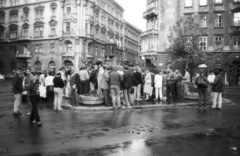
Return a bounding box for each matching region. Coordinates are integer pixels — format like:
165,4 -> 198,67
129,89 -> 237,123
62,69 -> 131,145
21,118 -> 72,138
0,74 -> 5,82
5,73 -> 13,79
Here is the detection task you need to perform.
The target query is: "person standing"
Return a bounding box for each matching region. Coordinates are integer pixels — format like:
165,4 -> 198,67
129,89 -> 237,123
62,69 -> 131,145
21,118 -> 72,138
100,66 -> 111,105
183,69 -> 190,83
28,74 -> 42,126
59,67 -> 66,96
144,69 -> 152,101
162,70 -> 167,101
89,65 -> 98,92
166,67 -> 176,104
195,71 -> 209,109
45,72 -> 54,103
133,67 -> 143,101
122,67 -> 134,108
70,69 -> 80,106
78,66 -> 90,95
207,70 -> 215,104
154,70 -> 163,101
109,67 -> 123,109
53,72 -> 65,111
23,68 -> 34,115
211,70 -> 224,110
12,68 -> 23,116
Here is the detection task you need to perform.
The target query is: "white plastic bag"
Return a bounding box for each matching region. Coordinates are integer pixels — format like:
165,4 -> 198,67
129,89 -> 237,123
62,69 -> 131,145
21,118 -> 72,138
39,84 -> 46,98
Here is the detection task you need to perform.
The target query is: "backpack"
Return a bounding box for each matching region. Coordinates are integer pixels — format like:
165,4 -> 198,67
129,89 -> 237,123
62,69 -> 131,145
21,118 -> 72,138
197,76 -> 208,88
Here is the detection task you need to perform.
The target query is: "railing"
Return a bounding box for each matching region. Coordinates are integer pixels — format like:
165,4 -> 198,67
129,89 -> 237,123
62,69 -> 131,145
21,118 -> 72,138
141,29 -> 158,36
62,52 -> 74,57
16,52 -> 31,58
18,36 -> 32,40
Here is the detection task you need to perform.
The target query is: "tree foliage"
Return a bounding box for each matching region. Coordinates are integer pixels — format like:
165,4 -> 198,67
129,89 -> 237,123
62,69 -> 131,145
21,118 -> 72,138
166,16 -> 206,71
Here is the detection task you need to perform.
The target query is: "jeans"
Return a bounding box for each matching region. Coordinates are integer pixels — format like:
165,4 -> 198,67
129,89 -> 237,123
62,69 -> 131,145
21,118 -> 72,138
29,95 -> 40,122
54,88 -> 63,110
155,87 -> 163,99
71,88 -> 79,106
123,89 -> 133,107
110,85 -> 121,108
13,94 -> 22,113
78,80 -> 89,95
198,88 -> 208,107
46,85 -> 54,102
212,92 -> 222,108
133,84 -> 142,101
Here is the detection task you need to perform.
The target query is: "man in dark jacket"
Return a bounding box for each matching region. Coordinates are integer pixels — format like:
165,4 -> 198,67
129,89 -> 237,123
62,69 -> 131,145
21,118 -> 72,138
12,68 -> 23,116
70,69 -> 80,106
122,67 -> 134,108
211,70 -> 224,110
195,72 -> 209,109
133,67 -> 143,101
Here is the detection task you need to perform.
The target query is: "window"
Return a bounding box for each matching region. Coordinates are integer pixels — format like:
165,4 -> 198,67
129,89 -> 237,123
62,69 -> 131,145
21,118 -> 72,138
215,0 -> 222,4
66,22 -> 70,33
199,14 -> 207,28
10,46 -> 17,55
233,36 -> 240,49
215,36 -> 223,49
51,7 -> 56,16
199,36 -> 208,51
10,12 -> 18,22
0,29 -> 4,39
0,12 -> 4,23
1,0 -> 6,7
185,0 -> 192,7
23,10 -> 28,21
215,14 -> 222,27
10,28 -> 17,38
35,44 -> 42,53
51,25 -> 56,35
0,47 -> 3,55
11,0 -> 18,6
50,43 -> 55,53
22,28 -> 28,37
234,12 -> 240,26
35,9 -> 43,19
66,42 -> 72,53
95,47 -> 98,56
101,15 -> 105,21
35,26 -> 43,37
199,0 -> 207,6
67,7 -> 71,13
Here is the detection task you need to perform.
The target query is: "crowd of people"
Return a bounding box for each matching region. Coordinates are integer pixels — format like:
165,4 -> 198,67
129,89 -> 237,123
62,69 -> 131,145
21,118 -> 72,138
11,62 -> 225,127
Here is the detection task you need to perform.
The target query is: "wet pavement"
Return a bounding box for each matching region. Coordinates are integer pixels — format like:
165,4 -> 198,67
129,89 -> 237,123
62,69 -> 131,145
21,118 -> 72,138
0,81 -> 240,156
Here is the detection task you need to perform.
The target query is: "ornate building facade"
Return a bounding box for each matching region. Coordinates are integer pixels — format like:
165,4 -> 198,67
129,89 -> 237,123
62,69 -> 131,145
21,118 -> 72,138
0,0 -> 141,74
141,0 -> 240,86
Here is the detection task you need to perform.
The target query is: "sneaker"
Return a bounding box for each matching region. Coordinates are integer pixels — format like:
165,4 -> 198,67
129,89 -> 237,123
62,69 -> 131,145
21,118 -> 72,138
211,107 -> 216,110
37,122 -> 42,127
30,120 -> 37,124
13,112 -> 21,117
26,112 -> 31,116
202,106 -> 208,110
217,108 -> 221,110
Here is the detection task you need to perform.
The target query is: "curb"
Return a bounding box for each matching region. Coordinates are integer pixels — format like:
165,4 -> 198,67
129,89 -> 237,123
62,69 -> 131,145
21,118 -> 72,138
62,99 -> 233,112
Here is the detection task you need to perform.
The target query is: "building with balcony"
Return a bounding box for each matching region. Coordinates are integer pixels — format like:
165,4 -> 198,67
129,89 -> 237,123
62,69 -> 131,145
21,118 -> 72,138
141,0 -> 240,86
0,0 -> 142,74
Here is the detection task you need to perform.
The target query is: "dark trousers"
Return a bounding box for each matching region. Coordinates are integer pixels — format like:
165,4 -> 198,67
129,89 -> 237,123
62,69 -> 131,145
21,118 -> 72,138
198,88 -> 207,107
78,80 -> 90,95
71,88 -> 79,106
102,89 -> 110,105
166,82 -> 176,104
46,86 -> 54,102
29,95 -> 40,122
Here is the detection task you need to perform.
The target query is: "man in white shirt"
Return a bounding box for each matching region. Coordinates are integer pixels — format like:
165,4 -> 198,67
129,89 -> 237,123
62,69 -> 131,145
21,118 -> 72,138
207,70 -> 215,103
154,70 -> 163,101
183,69 -> 190,83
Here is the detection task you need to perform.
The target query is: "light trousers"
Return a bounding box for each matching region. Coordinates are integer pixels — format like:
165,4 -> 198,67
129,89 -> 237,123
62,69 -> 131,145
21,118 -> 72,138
13,94 -> 22,113
212,92 -> 222,108
133,84 -> 142,101
155,87 -> 163,99
110,85 -> 121,108
54,88 -> 63,110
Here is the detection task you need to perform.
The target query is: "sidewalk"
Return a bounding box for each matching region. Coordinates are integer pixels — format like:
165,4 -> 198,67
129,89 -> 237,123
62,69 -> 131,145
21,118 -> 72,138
62,98 -> 233,112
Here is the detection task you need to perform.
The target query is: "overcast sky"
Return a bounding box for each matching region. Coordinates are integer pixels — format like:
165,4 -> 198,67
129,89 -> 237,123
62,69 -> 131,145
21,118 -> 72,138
115,0 -> 146,31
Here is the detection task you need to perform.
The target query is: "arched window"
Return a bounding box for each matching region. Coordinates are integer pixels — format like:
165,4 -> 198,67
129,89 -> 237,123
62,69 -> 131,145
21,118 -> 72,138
65,41 -> 72,53
35,61 -> 41,72
63,60 -> 73,67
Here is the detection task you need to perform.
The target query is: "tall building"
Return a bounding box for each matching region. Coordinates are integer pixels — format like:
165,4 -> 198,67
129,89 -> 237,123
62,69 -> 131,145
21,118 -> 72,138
141,0 -> 240,86
0,0 -> 141,74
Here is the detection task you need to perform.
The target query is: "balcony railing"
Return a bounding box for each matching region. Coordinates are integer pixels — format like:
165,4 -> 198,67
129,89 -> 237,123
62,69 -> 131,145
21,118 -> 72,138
143,7 -> 158,19
62,52 -> 74,57
141,29 -> 158,37
16,51 -> 31,58
18,36 -> 32,40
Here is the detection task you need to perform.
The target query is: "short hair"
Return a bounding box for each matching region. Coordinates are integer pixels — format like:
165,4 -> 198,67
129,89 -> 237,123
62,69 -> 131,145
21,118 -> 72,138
214,70 -> 220,75
16,67 -> 22,71
210,70 -> 214,73
56,72 -> 61,76
185,69 -> 189,72
124,66 -> 129,70
60,67 -> 65,71
107,66 -> 113,71
48,71 -> 53,76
